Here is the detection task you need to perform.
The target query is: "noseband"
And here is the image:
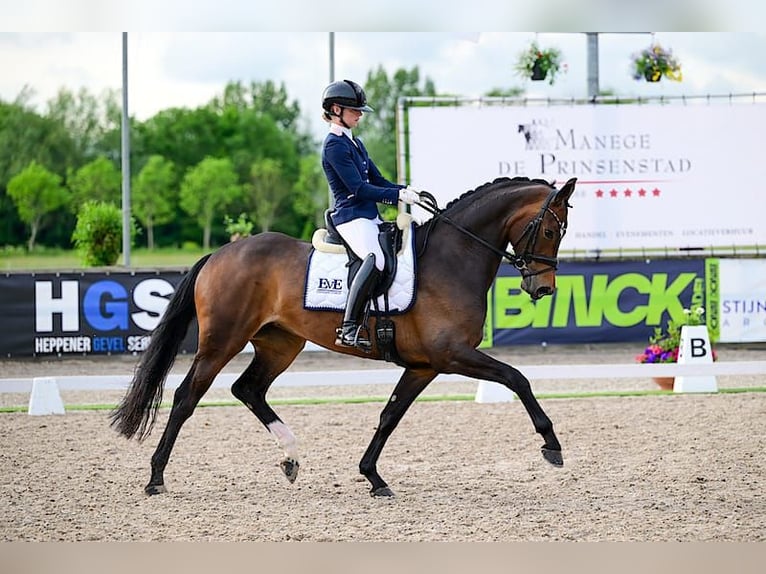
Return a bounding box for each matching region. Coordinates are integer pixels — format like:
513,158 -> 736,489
415,189 -> 567,278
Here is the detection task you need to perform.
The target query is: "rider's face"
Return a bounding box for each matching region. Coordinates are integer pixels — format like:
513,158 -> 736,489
336,106 -> 363,128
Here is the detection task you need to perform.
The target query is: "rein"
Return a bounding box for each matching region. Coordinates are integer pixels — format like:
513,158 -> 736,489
414,189 -> 566,277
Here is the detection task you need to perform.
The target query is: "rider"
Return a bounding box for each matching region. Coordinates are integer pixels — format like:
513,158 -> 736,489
321,79 -> 420,350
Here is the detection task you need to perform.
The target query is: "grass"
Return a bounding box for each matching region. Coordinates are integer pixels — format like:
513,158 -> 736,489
0,246 -> 213,271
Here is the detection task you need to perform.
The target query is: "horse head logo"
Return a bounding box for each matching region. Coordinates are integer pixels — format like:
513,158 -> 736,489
517,120 -> 552,150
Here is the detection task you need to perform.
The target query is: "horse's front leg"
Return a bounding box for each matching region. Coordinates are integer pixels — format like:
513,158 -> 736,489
360,367 -> 438,497
440,347 -> 563,467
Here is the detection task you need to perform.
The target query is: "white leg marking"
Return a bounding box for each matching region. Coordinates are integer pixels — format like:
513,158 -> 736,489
267,420 -> 298,460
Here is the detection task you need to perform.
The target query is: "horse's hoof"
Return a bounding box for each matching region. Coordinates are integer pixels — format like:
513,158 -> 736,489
280,458 -> 300,483
370,486 -> 395,497
144,483 -> 167,496
541,447 -> 564,467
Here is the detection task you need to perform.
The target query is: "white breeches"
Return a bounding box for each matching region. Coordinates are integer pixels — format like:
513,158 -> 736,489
335,216 -> 385,271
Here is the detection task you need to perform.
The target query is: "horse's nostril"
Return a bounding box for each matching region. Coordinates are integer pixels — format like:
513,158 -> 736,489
535,286 -> 553,299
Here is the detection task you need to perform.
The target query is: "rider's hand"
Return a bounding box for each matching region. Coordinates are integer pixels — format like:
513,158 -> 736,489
398,186 -> 420,205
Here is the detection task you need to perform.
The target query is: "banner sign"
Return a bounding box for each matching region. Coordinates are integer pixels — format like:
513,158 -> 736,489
486,259 -> 708,346
0,259 -> 762,357
717,258 -> 766,342
0,270 -> 197,358
408,102 -> 766,254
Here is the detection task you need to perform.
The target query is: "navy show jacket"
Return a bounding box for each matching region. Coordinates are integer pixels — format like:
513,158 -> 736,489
321,131 -> 403,226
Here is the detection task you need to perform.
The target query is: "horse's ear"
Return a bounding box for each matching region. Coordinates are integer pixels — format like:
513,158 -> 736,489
553,178 -> 576,207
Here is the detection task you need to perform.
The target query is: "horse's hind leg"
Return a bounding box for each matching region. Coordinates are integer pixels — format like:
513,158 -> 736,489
145,351 -> 234,495
230,326 -> 306,485
359,367 -> 438,497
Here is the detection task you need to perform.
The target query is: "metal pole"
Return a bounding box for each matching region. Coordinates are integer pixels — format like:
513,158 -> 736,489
329,32 -> 335,83
396,96 -> 411,217
121,32 -> 131,267
586,32 -> 599,100
327,32 -> 335,210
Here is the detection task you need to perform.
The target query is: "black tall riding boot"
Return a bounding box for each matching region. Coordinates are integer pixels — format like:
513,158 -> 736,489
336,254 -> 381,351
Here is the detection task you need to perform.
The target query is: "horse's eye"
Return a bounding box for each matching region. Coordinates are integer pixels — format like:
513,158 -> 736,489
544,229 -> 555,240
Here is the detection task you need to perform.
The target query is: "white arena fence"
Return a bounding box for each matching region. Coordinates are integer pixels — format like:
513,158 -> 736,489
2,360 -> 764,395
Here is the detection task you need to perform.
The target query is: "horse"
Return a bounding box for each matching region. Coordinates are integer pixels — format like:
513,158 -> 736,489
110,175 -> 577,497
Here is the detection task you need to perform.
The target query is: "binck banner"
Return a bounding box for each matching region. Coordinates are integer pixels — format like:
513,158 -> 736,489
482,257 -> 764,347
0,258 -> 763,357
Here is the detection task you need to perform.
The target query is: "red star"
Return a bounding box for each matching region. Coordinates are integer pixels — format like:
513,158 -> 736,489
624,188 -> 632,197
609,188 -> 618,197
652,188 -> 661,197
638,188 -> 647,197
595,189 -> 604,198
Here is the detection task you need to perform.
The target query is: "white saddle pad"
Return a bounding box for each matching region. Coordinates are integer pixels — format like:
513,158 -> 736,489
304,223 -> 416,314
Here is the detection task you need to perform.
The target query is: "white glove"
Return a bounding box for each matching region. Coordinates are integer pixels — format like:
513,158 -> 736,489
398,186 -> 420,205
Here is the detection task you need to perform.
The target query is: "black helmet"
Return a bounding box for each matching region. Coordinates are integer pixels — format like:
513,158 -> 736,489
322,80 -> 373,112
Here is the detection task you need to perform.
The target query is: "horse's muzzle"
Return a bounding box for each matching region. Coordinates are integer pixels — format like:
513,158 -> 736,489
532,285 -> 553,300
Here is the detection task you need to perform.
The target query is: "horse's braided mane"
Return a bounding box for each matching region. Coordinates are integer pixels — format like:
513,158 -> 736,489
440,176 -> 555,213
413,176 -> 554,254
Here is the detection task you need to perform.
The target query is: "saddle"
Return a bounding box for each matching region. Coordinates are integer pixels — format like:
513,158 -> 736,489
312,209 -> 409,297
310,209 -> 414,365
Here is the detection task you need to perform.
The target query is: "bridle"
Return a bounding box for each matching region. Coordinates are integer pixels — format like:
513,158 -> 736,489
414,189 -> 568,278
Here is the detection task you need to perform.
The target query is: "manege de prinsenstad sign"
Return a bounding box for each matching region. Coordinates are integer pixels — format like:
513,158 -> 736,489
407,100 -> 766,254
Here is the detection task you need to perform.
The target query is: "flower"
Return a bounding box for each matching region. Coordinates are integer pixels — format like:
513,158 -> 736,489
636,307 -> 717,364
514,42 -> 564,85
631,43 -> 683,82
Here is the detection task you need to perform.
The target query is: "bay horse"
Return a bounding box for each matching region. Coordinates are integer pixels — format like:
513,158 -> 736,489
111,176 -> 577,497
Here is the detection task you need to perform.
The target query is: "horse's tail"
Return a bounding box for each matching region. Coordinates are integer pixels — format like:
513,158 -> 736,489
109,253 -> 212,441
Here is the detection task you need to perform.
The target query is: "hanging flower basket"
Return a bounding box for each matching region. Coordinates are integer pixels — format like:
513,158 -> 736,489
631,43 -> 683,82
514,42 -> 563,85
531,59 -> 547,81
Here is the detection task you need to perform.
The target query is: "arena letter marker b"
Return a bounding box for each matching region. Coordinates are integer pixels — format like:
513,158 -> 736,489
674,325 -> 718,393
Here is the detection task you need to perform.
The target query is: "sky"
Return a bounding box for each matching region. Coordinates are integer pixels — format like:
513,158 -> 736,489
2,31 -> 765,144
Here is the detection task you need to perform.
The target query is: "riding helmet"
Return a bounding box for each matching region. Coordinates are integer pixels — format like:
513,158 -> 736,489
322,80 -> 374,112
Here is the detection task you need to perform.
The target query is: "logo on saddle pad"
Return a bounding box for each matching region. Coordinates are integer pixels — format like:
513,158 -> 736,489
304,223 -> 417,314
317,277 -> 344,293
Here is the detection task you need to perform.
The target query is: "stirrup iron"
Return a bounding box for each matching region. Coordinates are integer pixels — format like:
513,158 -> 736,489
335,323 -> 372,351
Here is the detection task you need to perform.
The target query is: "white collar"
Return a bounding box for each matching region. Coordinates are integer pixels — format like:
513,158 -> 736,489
329,123 -> 355,142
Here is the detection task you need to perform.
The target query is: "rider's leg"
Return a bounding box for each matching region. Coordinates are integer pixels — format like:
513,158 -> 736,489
336,254 -> 380,350
334,217 -> 385,350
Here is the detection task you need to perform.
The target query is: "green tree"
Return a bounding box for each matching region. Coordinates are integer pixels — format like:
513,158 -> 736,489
136,107 -> 225,176
0,101 -> 78,189
244,158 -> 289,233
357,66 -> 437,181
45,87 -> 119,161
213,80 -> 301,131
211,80 -> 314,155
7,161 -> 70,250
131,83 -> 312,245
71,201 -> 134,267
292,153 -> 327,237
219,106 -> 300,184
67,156 -> 121,212
180,157 -> 241,249
132,155 -> 176,249
0,101 -> 78,248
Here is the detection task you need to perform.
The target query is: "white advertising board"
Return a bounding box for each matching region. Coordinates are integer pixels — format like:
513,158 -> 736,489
718,258 -> 766,343
407,102 -> 766,254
